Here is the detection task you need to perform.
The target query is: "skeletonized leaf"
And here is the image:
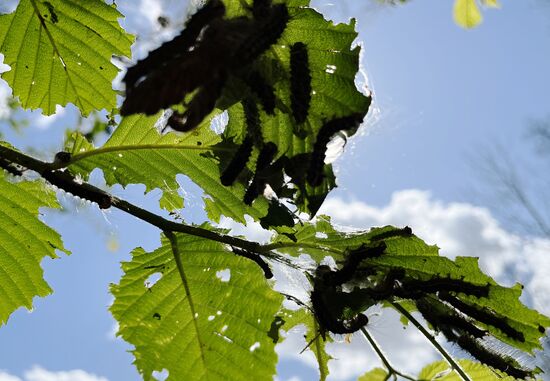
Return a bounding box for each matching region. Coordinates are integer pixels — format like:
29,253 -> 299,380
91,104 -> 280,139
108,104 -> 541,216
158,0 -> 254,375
110,232 -> 283,381
0,171 -> 69,324
0,0 -> 133,115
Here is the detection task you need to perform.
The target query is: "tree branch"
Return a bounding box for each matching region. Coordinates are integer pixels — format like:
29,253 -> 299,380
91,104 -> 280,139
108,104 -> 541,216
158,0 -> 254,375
0,144 -> 265,253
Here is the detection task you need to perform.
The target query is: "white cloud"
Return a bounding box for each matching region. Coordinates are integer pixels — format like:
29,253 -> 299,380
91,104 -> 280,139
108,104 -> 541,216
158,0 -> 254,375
0,79 -> 11,119
0,371 -> 22,381
24,367 -> 108,381
0,368 -> 108,381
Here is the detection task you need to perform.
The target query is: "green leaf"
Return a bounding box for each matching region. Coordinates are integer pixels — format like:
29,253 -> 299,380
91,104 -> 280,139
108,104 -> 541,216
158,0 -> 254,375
220,2 -> 371,216
110,232 -> 283,381
0,172 -> 69,324
283,308 -> 332,380
65,113 -> 269,223
453,0 -> 483,29
418,359 -> 515,380
360,359 -> 516,381
357,368 -> 388,381
0,0 -> 133,115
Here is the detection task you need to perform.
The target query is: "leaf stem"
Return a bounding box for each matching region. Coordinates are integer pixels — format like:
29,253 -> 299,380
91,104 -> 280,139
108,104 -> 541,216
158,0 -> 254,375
390,301 -> 472,381
165,231 -> 206,364
360,327 -> 416,381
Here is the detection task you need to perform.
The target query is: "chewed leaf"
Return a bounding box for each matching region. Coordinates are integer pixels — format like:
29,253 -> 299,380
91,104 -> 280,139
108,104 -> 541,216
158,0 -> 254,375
0,171 -> 69,324
110,232 -> 283,381
271,220 -> 550,377
64,113 -> 269,223
0,0 -> 133,115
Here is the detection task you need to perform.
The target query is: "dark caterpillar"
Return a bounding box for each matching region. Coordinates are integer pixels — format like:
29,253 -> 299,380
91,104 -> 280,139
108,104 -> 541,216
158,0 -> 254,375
123,0 -> 226,94
242,70 -> 276,114
311,265 -> 369,336
415,298 -> 486,340
220,136 -> 254,186
439,291 -> 525,342
232,3 -> 289,68
307,113 -> 364,186
324,242 -> 387,287
368,226 -> 413,242
167,73 -> 226,132
243,98 -> 263,146
290,42 -> 312,124
398,276 -> 490,299
244,142 -> 278,205
456,334 -> 534,379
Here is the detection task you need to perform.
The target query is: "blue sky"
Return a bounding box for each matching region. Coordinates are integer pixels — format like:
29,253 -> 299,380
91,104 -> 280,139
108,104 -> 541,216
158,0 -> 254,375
1,0 -> 550,380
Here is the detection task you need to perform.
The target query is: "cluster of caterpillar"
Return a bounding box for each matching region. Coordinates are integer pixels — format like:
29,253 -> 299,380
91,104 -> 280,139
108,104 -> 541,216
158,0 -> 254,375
121,0 -> 289,132
417,297 -> 534,379
304,226 -> 538,380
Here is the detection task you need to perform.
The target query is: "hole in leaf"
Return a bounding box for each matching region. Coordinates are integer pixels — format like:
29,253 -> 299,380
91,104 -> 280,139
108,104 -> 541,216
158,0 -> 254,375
145,272 -> 162,288
315,232 -> 328,239
152,369 -> 169,381
214,332 -> 233,343
208,315 -> 216,321
249,342 -> 260,352
216,269 -> 231,282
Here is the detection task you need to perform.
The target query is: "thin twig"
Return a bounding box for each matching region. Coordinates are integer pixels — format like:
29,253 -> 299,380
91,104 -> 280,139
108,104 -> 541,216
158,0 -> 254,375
360,327 -> 416,381
391,302 -> 472,381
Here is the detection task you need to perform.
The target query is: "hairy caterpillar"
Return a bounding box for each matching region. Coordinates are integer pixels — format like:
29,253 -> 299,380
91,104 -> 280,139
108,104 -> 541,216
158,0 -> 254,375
220,136 -> 254,186
243,142 -> 278,205
324,242 -> 387,286
123,0 -> 226,94
368,226 -> 413,242
167,73 -> 226,132
290,42 -> 312,124
456,334 -> 534,379
311,265 -> 369,336
242,70 -> 276,114
243,98 -> 263,146
439,291 -> 525,342
307,113 -> 364,186
232,3 -> 289,68
398,276 -> 490,299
